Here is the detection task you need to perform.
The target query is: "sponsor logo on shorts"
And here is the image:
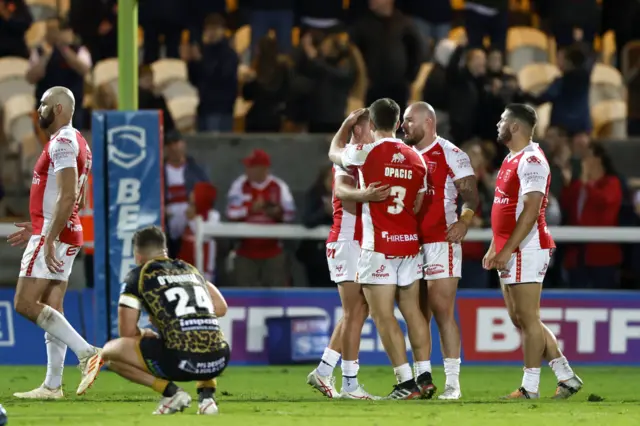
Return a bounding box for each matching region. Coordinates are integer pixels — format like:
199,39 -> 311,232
66,246 -> 79,257
539,263 -> 549,276
334,262 -> 346,278
416,263 -> 424,274
425,264 -> 445,276
500,271 -> 511,278
372,265 -> 390,279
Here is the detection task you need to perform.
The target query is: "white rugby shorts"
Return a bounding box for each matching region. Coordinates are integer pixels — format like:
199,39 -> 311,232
422,242 -> 462,280
19,235 -> 81,281
356,249 -> 422,286
326,241 -> 360,283
498,249 -> 552,285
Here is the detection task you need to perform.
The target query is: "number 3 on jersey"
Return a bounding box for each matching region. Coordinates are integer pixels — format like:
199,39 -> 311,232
165,286 -> 214,317
387,186 -> 406,214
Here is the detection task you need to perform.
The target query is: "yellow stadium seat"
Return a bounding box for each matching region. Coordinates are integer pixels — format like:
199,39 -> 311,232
534,103 -> 552,138
591,100 -> 627,138
517,63 -> 561,95
507,27 -> 549,52
3,94 -> 36,142
591,63 -> 623,87
92,58 -> 119,89
601,30 -> 616,65
233,25 -> 251,56
167,95 -> 199,133
410,62 -> 433,103
151,59 -> 188,89
448,27 -> 466,43
0,57 -> 30,83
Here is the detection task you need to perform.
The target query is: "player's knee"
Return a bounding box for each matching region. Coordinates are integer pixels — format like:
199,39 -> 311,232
514,310 -> 540,330
102,341 -> 119,361
508,313 -> 521,329
430,299 -> 454,322
13,294 -> 36,319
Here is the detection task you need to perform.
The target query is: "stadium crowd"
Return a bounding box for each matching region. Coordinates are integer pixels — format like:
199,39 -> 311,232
1,0 -> 640,291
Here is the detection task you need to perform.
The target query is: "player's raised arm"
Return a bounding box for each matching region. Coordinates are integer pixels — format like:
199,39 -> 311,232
328,108 -> 367,166
206,281 -> 228,317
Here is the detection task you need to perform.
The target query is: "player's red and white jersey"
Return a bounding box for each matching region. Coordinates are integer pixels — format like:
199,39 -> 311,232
491,142 -> 555,253
342,138 -> 427,256
415,136 -> 475,243
327,165 -> 362,243
29,125 -> 92,246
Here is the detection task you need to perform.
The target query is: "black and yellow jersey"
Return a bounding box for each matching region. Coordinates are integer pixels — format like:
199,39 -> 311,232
118,257 -> 225,353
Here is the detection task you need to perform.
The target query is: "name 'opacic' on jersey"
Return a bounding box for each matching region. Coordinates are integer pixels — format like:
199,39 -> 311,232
341,138 -> 427,256
118,258 -> 225,353
491,142 -> 555,253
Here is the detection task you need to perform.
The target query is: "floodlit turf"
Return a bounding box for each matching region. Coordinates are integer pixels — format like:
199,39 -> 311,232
1,365 -> 640,425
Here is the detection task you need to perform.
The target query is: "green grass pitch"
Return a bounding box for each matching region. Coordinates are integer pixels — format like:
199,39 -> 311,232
1,365 -> 639,425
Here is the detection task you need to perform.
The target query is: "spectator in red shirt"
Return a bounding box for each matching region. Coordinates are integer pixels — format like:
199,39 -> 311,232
226,149 -> 296,286
561,143 -> 623,288
178,182 -> 220,282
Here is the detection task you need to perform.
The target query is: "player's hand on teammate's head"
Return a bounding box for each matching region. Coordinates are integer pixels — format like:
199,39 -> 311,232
363,182 -> 390,202
446,221 -> 469,244
344,108 -> 367,127
7,222 -> 32,248
43,240 -> 64,274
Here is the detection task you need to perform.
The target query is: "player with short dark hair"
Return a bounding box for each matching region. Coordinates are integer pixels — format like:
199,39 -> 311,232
484,104 -> 582,399
328,101 -> 431,400
308,109 -> 389,400
101,225 -> 230,415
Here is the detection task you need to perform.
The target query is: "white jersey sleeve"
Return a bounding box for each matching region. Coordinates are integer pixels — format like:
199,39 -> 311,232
341,144 -> 370,168
274,177 -> 296,222
48,135 -> 79,173
334,165 -> 354,179
443,143 -> 475,181
415,151 -> 429,193
518,154 -> 549,195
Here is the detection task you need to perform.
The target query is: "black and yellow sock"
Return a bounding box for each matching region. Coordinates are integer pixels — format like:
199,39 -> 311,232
152,378 -> 179,397
196,379 -> 217,402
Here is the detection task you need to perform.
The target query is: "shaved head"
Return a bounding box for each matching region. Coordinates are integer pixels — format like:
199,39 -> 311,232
42,86 -> 76,113
38,86 -> 75,132
402,102 -> 437,147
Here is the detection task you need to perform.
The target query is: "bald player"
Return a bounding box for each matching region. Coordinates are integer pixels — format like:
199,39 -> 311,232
402,102 -> 479,400
8,86 -> 102,399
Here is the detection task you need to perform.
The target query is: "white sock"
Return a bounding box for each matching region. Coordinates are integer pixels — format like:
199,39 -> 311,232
522,367 -> 541,394
316,348 -> 340,377
549,356 -> 574,382
341,359 -> 360,393
36,306 -> 93,359
43,332 -> 67,389
393,363 -> 413,384
443,358 -> 461,388
414,360 -> 432,377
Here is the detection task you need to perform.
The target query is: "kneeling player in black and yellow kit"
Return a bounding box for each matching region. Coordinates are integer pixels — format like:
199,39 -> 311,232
101,226 -> 230,415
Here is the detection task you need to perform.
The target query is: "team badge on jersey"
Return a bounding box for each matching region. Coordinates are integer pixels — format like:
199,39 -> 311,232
391,153 -> 406,163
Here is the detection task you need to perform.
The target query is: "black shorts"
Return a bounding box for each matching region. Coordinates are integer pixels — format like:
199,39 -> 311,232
137,337 -> 230,382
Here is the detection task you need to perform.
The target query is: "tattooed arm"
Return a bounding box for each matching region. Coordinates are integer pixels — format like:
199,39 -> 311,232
456,175 -> 480,220
446,175 -> 480,243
